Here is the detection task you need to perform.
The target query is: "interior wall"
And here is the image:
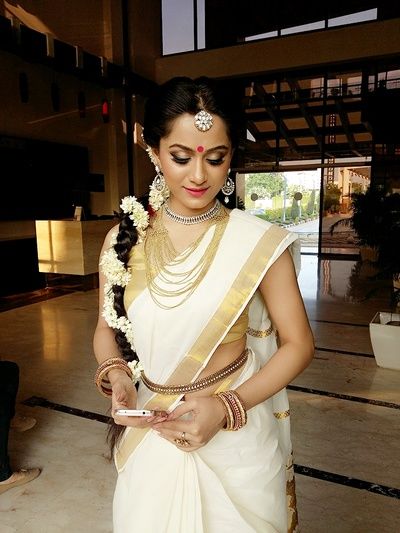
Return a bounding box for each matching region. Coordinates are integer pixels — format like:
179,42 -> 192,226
0,49 -> 128,216
0,0 -> 119,60
128,0 -> 162,81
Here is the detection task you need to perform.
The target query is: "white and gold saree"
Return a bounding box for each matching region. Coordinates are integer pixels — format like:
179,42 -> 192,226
113,209 -> 300,533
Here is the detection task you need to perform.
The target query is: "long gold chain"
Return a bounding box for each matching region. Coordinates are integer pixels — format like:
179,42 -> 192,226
144,206 -> 229,309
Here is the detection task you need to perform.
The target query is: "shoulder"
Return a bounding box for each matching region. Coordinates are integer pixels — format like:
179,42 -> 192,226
102,223 -> 120,250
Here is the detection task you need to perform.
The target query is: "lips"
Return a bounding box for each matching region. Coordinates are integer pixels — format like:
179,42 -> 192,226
184,187 -> 209,197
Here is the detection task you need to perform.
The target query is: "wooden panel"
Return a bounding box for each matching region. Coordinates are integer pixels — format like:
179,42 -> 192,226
36,220 -> 115,275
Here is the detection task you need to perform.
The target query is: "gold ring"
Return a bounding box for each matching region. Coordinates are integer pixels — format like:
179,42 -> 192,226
174,437 -> 191,447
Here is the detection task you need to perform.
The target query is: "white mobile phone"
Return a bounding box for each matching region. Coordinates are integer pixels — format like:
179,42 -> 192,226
115,409 -> 167,417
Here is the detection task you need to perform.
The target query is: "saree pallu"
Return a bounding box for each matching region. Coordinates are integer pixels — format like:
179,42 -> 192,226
113,210 -> 300,533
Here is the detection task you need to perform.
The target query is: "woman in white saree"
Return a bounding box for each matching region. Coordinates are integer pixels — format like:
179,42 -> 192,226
93,77 -> 314,533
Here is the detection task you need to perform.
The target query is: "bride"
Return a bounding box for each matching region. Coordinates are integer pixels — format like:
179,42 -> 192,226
93,76 -> 314,532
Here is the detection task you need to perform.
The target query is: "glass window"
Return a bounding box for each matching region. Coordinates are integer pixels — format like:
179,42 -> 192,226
197,0 -> 206,49
162,0 -> 194,55
328,8 -> 377,28
245,31 -> 278,42
162,0 -> 205,54
281,20 -> 325,36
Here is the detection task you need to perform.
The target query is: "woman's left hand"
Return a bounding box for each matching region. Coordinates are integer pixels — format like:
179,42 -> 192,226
152,396 -> 226,451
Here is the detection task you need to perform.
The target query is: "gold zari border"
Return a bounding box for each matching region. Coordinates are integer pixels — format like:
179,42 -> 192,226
274,410 -> 290,420
246,325 -> 274,338
115,224 -> 290,471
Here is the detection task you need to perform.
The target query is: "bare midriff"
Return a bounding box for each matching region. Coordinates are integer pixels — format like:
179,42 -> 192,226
184,336 -> 247,401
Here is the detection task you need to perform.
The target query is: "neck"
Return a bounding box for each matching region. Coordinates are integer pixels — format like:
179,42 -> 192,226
167,199 -> 217,217
164,200 -> 221,225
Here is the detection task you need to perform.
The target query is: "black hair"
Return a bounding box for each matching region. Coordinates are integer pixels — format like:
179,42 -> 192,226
108,77 -> 240,451
142,76 -> 241,149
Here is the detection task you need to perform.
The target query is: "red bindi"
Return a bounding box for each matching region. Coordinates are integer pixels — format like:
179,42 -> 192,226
196,146 -> 205,153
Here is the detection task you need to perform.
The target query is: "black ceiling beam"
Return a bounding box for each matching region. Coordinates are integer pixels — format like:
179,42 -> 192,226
287,78 -> 322,151
291,142 -> 371,154
335,98 -> 363,157
245,141 -> 371,157
246,120 -> 263,143
245,100 -> 363,120
256,124 -> 368,141
253,82 -> 299,153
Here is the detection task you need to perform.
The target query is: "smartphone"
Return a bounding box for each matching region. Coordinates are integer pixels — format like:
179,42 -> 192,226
115,409 -> 167,417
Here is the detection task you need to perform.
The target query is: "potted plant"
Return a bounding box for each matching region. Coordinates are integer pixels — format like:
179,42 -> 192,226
368,192 -> 400,369
330,187 -> 385,262
369,311 -> 400,370
376,192 -> 400,305
351,187 -> 387,261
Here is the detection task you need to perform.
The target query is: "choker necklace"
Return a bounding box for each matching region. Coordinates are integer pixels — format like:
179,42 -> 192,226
165,200 -> 221,225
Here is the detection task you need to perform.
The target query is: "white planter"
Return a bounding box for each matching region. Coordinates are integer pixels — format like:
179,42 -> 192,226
369,312 -> 400,370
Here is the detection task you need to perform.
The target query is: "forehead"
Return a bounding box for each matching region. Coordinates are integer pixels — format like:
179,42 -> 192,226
161,113 -> 230,148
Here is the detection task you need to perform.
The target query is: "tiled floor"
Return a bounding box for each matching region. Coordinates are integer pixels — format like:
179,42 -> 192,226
0,255 -> 399,532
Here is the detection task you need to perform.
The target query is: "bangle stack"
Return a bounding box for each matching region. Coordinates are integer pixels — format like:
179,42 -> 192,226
94,357 -> 132,398
214,390 -> 247,431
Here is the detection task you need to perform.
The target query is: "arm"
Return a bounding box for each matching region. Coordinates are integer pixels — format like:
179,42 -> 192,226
93,225 -> 132,388
234,248 -> 314,408
93,227 -> 164,426
155,249 -> 314,448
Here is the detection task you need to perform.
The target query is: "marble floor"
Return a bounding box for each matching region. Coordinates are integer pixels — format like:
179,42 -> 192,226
0,255 -> 399,532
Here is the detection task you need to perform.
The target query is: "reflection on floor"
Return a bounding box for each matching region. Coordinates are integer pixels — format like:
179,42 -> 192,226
0,256 -> 399,532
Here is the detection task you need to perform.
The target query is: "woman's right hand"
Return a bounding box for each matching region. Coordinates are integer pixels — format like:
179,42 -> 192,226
110,372 -> 167,428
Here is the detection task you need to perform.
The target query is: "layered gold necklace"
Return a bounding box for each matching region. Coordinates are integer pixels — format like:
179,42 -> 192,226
144,203 -> 229,309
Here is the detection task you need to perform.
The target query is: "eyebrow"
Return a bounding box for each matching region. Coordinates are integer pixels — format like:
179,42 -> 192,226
168,143 -> 229,153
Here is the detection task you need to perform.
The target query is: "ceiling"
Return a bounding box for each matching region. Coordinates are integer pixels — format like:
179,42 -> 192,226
239,63 -> 400,169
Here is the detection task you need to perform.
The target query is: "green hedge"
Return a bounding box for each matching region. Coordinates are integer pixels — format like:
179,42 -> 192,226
254,206 -> 318,223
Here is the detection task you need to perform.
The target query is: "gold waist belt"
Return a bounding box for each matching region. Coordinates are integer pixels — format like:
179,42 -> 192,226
141,348 -> 249,395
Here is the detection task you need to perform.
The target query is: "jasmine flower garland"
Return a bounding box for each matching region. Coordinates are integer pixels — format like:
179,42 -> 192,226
100,195 -> 163,381
120,196 -> 150,243
149,182 -> 169,211
127,360 -> 144,382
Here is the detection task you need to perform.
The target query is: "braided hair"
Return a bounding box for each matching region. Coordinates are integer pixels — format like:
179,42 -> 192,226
106,212 -> 139,451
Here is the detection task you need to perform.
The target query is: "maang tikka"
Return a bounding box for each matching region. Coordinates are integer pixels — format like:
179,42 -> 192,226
194,110 -> 213,132
221,169 -> 234,204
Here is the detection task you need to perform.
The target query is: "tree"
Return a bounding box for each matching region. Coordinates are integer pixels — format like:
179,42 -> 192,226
323,183 -> 341,212
290,197 -> 300,220
246,173 -> 285,199
306,189 -> 316,214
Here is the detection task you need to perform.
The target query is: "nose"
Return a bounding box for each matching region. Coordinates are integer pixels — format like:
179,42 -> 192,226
189,158 -> 207,185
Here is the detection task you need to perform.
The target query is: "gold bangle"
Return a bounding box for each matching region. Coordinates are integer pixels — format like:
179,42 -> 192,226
94,357 -> 127,384
225,390 -> 247,429
97,363 -> 132,385
214,393 -> 234,430
94,358 -> 132,398
214,390 -> 247,431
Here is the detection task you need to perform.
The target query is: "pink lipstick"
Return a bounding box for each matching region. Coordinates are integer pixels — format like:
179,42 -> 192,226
184,187 -> 209,197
